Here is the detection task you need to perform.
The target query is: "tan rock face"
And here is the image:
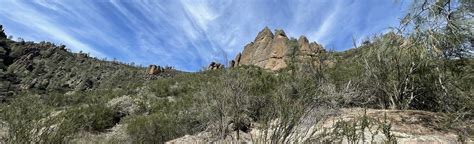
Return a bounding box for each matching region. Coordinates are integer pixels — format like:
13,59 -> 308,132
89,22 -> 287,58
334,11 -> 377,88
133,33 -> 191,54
147,65 -> 164,75
234,27 -> 325,70
298,36 -> 311,54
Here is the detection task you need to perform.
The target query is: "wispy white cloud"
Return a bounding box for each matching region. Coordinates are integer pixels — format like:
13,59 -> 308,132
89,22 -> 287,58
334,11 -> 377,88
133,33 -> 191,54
312,2 -> 340,44
180,0 -> 219,32
0,0 -> 106,58
0,0 -> 409,71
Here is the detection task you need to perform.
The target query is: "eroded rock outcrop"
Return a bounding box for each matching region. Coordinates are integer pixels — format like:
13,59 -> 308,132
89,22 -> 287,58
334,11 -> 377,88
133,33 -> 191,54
207,62 -> 224,70
147,65 -> 164,75
233,27 -> 325,71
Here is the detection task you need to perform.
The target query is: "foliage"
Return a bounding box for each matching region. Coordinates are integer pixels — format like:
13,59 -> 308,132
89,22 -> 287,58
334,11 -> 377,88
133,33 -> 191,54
126,101 -> 201,143
0,0 -> 472,143
0,91 -> 123,143
325,0 -> 473,114
315,110 -> 397,143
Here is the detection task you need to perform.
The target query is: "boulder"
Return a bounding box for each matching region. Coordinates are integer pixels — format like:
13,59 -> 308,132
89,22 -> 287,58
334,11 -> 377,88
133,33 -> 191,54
207,62 -> 216,70
147,65 -> 164,75
207,62 -> 224,70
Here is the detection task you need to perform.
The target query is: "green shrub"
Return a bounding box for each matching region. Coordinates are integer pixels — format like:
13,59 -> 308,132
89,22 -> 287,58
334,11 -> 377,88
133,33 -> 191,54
126,107 -> 202,143
1,95 -> 51,143
0,94 -> 80,143
62,104 -> 118,132
126,114 -> 178,143
316,110 -> 396,143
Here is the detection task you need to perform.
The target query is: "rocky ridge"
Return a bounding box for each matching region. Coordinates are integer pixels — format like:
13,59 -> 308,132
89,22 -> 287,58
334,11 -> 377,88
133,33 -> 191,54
233,27 -> 325,71
0,25 -> 180,102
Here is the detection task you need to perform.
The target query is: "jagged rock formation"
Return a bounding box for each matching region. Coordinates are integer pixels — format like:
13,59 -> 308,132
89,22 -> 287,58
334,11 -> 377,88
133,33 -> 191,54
207,62 -> 224,70
234,27 -> 325,71
146,65 -> 174,75
147,65 -> 164,75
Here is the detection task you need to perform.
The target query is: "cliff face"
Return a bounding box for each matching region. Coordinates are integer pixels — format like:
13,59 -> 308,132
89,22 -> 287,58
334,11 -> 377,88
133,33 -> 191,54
234,27 -> 325,71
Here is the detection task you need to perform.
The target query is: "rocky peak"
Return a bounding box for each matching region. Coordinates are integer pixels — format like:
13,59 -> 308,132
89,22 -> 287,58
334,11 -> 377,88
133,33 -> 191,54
298,35 -> 312,55
274,29 -> 288,39
234,27 -> 325,71
297,36 -> 309,45
254,27 -> 274,41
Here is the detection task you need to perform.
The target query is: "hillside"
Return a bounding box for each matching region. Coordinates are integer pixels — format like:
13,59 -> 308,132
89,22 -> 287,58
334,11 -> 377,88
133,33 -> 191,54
0,20 -> 472,143
0,28 -> 183,102
1,1 -> 474,142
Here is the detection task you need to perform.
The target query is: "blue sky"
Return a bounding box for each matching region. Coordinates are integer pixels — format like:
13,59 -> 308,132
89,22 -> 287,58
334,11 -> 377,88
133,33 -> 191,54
0,0 -> 410,71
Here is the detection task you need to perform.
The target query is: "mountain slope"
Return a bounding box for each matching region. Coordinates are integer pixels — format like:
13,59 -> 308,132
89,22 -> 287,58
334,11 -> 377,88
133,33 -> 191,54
0,24 -> 472,144
0,25 -> 181,102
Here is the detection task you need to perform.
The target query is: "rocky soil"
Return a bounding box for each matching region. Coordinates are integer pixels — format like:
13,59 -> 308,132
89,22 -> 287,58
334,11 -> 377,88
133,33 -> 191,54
166,108 -> 471,144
